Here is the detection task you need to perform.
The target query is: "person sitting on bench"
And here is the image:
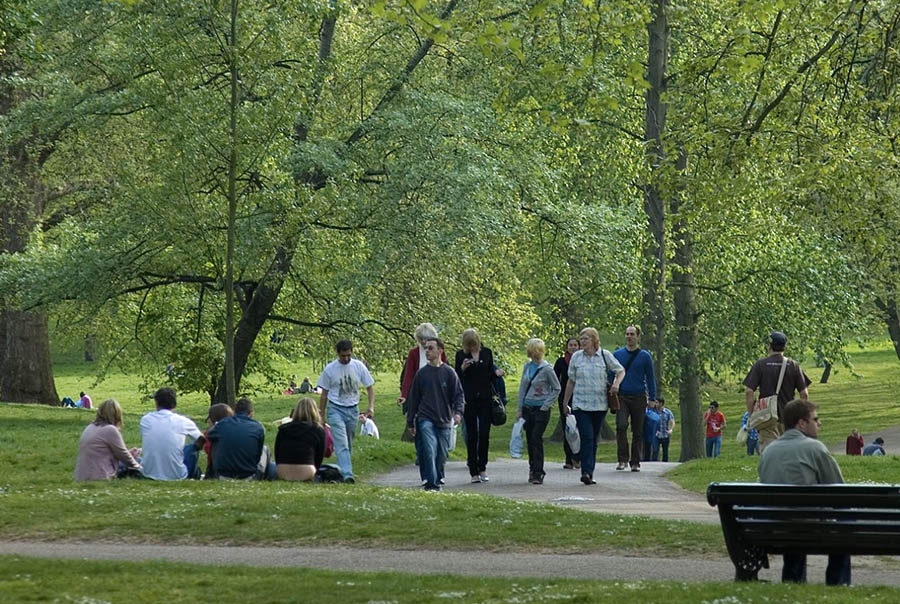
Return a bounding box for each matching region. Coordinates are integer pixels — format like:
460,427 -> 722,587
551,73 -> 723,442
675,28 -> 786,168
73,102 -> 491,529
758,399 -> 851,586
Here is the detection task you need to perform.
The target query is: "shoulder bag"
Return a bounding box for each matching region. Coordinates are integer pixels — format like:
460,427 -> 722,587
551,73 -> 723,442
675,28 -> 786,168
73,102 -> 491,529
748,358 -> 786,429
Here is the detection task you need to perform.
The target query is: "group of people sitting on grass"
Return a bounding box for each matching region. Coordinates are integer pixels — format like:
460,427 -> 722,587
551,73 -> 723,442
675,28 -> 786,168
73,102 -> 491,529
74,387 -> 332,482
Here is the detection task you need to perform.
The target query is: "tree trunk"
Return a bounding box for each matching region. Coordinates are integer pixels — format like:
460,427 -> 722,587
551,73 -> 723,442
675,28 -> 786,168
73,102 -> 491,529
212,248 -> 293,404
1,311 -> 59,404
0,54 -> 59,405
885,294 -> 900,364
641,0 -> 669,388
670,152 -> 703,461
819,362 -> 832,384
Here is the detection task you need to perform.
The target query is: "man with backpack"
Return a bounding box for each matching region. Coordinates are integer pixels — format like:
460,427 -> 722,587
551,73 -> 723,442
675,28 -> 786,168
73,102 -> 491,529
613,325 -> 657,472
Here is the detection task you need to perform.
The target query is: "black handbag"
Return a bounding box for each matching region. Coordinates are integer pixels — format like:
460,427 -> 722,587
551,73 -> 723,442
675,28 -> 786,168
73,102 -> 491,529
490,384 -> 507,426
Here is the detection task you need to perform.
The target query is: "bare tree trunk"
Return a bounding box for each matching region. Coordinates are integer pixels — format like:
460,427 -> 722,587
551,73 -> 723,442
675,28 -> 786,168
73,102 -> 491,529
1,311 -> 59,404
884,295 -> 900,364
670,152 -> 703,461
1,54 -> 59,405
642,0 -> 669,388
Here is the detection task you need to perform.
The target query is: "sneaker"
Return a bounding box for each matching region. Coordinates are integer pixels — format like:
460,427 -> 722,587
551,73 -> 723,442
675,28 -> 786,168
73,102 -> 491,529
562,463 -> 574,470
573,460 -> 580,469
439,478 -> 445,485
631,465 -> 641,472
580,473 -> 596,485
343,476 -> 356,484
479,473 -> 489,483
533,473 -> 544,485
616,462 -> 627,471
471,475 -> 481,483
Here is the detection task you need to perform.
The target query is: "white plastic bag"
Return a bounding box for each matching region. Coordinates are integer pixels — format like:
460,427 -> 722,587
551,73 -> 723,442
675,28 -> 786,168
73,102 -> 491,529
736,426 -> 748,444
509,417 -> 526,458
448,422 -> 458,452
565,414 -> 581,455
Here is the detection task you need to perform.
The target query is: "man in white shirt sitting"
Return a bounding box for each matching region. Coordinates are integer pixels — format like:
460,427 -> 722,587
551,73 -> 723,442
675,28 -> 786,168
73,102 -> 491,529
139,387 -> 203,480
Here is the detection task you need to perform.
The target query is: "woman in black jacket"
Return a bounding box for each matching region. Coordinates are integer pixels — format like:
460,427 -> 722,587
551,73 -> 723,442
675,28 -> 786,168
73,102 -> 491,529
455,328 -> 503,483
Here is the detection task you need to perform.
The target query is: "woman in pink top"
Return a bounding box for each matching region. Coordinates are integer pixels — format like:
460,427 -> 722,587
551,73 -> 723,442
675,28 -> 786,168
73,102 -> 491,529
74,399 -> 141,480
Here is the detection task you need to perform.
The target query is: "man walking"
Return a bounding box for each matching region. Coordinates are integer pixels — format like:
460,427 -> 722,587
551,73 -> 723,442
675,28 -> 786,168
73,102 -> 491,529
406,338 -> 465,491
743,331 -> 811,452
758,399 -> 851,585
318,339 -> 375,483
613,325 -> 657,471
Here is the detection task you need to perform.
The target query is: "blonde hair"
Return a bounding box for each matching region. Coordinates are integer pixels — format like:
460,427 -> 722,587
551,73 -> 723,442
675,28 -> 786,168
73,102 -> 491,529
579,327 -> 600,349
291,397 -> 321,424
414,322 -> 438,344
526,338 -> 546,359
94,399 -> 124,429
461,328 -> 481,353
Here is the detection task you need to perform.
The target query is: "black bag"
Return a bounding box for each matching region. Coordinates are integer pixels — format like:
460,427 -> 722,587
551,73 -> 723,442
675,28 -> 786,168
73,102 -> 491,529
315,464 -> 344,483
490,387 -> 507,426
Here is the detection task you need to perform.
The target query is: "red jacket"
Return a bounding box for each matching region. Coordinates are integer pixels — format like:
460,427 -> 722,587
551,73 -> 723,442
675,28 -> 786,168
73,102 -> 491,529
846,435 -> 864,455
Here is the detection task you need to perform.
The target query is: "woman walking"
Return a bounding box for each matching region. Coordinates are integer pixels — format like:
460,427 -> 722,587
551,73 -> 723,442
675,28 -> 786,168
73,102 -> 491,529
553,337 -> 579,469
518,338 -> 561,484
561,327 -> 624,485
455,328 -> 502,482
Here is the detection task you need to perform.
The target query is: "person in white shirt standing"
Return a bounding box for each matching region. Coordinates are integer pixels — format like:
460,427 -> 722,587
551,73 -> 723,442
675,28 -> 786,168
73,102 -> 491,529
139,387 -> 203,480
318,340 -> 375,483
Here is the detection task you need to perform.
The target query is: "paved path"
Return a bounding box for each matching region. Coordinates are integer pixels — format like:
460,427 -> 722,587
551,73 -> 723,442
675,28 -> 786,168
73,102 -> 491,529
372,457 -> 718,524
3,541 -> 900,586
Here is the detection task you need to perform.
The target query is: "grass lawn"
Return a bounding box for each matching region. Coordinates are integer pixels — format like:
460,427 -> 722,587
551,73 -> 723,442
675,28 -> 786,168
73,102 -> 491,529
2,556 -> 897,603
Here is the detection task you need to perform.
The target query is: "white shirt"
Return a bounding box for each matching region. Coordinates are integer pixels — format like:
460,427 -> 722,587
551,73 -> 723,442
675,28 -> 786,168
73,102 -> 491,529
317,358 -> 375,407
139,409 -> 202,480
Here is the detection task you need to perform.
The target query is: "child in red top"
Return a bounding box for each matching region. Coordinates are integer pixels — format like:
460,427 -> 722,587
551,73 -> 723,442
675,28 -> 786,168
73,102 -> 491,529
703,401 -> 726,458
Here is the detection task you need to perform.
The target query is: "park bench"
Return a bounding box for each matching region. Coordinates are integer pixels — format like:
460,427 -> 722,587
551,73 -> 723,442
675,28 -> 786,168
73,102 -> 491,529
707,482 -> 900,581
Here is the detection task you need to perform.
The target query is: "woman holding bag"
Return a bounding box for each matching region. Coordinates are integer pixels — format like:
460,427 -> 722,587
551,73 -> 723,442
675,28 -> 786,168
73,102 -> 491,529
554,337 -> 579,469
455,328 -> 503,483
517,338 -> 561,484
561,327 -> 625,485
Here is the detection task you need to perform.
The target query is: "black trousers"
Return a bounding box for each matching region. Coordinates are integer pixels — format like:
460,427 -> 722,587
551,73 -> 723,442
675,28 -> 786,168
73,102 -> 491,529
522,406 -> 550,476
464,398 -> 492,475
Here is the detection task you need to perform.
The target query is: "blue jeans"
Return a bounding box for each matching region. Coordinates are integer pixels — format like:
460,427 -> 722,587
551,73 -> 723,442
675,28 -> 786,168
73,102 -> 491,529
782,553 -> 851,585
327,403 -> 358,480
573,409 -> 607,478
747,437 -> 759,456
652,437 -> 669,462
705,435 -> 722,458
417,417 -> 451,490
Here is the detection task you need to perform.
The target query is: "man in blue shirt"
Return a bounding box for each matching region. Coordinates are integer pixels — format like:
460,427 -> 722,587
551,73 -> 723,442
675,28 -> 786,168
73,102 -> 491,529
208,398 -> 273,480
613,325 -> 657,472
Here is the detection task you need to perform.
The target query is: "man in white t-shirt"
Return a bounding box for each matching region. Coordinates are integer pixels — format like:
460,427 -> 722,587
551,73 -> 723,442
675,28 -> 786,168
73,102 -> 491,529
139,387 -> 203,480
318,340 -> 375,483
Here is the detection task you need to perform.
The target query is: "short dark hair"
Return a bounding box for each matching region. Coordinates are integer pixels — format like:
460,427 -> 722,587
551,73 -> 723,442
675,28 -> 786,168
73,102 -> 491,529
336,339 -> 353,353
783,399 -> 817,430
235,397 -> 253,415
874,437 -> 885,445
154,387 -> 177,410
709,400 -> 719,408
657,396 -> 665,405
425,337 -> 444,350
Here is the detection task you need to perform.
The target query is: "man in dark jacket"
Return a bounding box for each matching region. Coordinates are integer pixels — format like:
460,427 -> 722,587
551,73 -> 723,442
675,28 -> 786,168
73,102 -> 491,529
208,398 -> 273,479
